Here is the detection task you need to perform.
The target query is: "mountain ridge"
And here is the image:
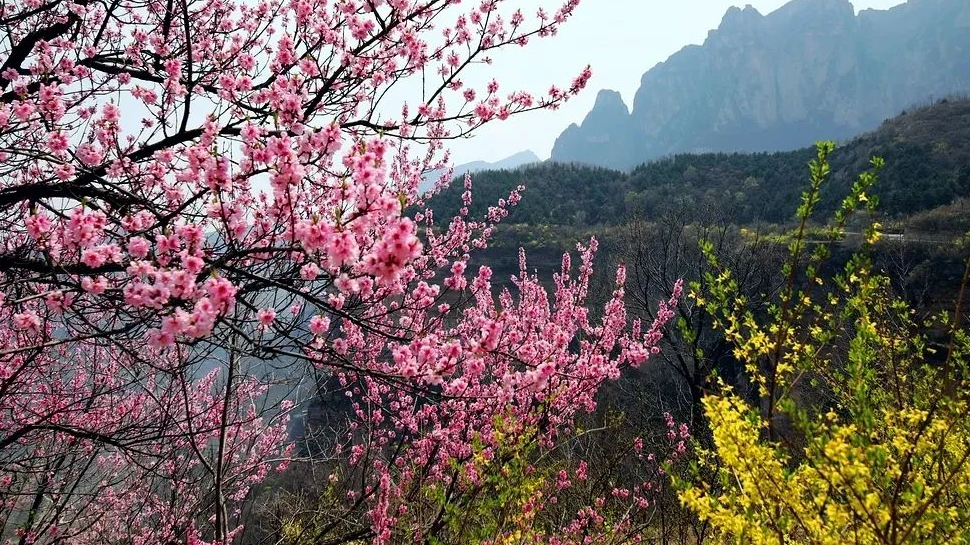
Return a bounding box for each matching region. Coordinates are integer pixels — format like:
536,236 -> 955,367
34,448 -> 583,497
432,96 -> 970,227
420,149 -> 541,193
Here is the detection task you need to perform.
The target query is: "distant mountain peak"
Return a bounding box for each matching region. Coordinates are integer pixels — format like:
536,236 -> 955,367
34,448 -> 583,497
588,89 -> 630,120
419,150 -> 541,193
719,4 -> 763,29
594,89 -> 627,108
503,150 -> 541,163
550,89 -> 639,168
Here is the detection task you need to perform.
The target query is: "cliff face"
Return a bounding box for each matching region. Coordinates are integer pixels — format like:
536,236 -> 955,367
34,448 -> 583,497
551,0 -> 970,169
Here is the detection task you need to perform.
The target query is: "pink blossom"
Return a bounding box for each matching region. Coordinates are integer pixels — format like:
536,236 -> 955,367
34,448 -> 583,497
12,312 -> 41,332
309,315 -> 330,335
13,101 -> 34,121
81,276 -> 108,294
127,237 -> 150,258
75,142 -> 104,166
300,262 -> 320,280
81,248 -> 105,268
47,131 -> 69,153
256,308 -> 276,326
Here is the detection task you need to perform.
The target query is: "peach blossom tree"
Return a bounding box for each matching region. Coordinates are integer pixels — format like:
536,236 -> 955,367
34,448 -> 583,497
0,0 -> 678,542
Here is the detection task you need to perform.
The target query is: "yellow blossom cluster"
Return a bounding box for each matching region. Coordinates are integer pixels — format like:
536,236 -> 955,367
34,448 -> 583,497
681,394 -> 970,544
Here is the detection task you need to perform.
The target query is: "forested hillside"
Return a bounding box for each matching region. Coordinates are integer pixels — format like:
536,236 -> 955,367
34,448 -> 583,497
431,97 -> 970,227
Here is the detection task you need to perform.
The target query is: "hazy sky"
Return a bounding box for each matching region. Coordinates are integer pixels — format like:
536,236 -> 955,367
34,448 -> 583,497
447,0 -> 907,165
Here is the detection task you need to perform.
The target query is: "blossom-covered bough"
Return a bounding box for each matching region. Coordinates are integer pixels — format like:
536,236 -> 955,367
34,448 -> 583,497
0,0 -> 679,542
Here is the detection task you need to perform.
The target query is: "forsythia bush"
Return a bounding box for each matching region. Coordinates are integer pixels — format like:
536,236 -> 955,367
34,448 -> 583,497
682,395 -> 970,544
679,143 -> 970,544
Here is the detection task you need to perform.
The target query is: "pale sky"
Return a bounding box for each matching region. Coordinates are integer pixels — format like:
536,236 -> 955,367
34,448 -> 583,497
447,0 -> 907,165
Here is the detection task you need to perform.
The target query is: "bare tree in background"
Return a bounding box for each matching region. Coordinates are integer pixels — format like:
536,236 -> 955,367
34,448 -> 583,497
606,202 -> 785,427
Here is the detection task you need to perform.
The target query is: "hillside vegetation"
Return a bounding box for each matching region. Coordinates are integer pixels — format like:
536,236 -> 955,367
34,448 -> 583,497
431,97 -> 970,228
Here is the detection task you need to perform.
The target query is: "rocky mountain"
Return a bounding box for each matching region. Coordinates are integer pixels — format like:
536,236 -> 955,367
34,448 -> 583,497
551,0 -> 970,169
553,90 -> 639,168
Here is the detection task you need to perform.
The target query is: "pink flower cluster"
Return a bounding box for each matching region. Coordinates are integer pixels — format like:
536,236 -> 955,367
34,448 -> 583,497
317,240 -> 680,542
